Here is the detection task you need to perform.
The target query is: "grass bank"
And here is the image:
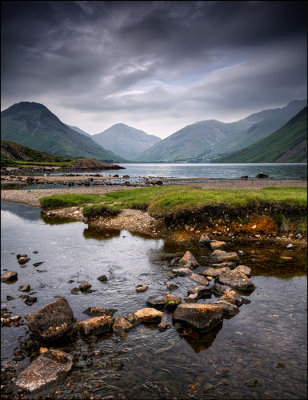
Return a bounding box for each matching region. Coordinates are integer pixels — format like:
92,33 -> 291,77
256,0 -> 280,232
40,185 -> 307,216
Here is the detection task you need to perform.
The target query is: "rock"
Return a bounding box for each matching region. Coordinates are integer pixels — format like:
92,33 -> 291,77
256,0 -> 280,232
133,308 -> 163,324
198,233 -> 211,246
275,362 -> 286,368
126,313 -> 142,326
77,315 -> 113,336
218,270 -> 255,292
296,233 -> 302,240
233,265 -> 252,277
188,273 -> 209,286
1,271 -> 18,282
167,283 -> 178,290
112,316 -> 133,336
70,287 -> 80,294
213,283 -> 233,296
79,281 -> 92,292
136,285 -> 148,292
286,243 -> 294,250
146,294 -> 182,311
18,257 -> 31,265
186,293 -> 199,302
241,176 -> 248,180
83,307 -> 117,317
210,250 -> 239,264
173,303 -> 223,331
172,267 -> 191,277
16,254 -> 28,260
187,285 -> 212,297
24,296 -> 37,306
158,321 -> 169,330
211,300 -> 239,316
245,378 -> 259,387
97,275 -> 108,283
218,379 -> 229,386
212,262 -> 235,269
201,266 -> 230,278
178,251 -> 199,268
15,349 -> 73,392
18,284 -> 31,292
220,290 -> 244,306
26,298 -> 75,341
256,173 -> 269,178
210,240 -> 227,251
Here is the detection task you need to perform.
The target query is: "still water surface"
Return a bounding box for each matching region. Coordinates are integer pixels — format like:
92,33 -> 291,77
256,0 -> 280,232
1,200 -> 307,399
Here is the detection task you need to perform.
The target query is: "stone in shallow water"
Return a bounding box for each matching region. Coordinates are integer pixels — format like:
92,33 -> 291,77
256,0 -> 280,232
210,250 -> 239,264
26,298 -> 75,341
178,251 -> 199,268
136,285 -> 148,292
112,316 -> 133,336
233,265 -> 252,277
212,283 -> 233,296
18,284 -> 31,292
146,294 -> 182,311
79,281 -> 92,292
218,270 -> 255,292
167,283 -> 178,290
133,308 -> 163,324
187,285 -> 212,297
1,271 -> 18,282
15,349 -> 73,392
77,315 -> 113,336
18,256 -> 31,265
220,290 -> 244,306
198,233 -> 211,246
173,303 -> 223,331
158,321 -> 169,330
211,300 -> 239,316
83,307 -> 117,317
172,267 -> 191,277
210,240 -> 227,251
97,275 -> 108,283
201,266 -> 230,278
188,273 -> 209,286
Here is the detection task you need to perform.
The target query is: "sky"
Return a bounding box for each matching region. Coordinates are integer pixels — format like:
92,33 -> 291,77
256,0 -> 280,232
1,1 -> 307,138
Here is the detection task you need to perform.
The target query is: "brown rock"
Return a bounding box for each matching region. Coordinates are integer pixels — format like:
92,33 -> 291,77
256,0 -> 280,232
77,315 -> 113,336
173,303 -> 223,331
158,321 -> 169,330
79,281 -> 92,292
15,349 -> 73,392
201,266 -> 230,278
210,240 -> 227,251
178,251 -> 199,268
213,283 -> 233,296
233,265 -> 252,277
83,307 -> 117,317
172,267 -> 192,277
136,285 -> 148,292
220,290 -> 244,306
112,316 -> 133,336
198,233 -> 211,246
134,308 -> 163,323
188,273 -> 209,286
210,250 -> 239,264
1,271 -> 18,282
146,294 -> 182,311
18,284 -> 31,292
18,257 -> 31,265
26,298 -> 75,341
211,300 -> 239,316
218,270 -> 255,292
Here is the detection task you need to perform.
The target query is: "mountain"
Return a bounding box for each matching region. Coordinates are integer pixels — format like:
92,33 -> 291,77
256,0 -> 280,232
136,99 -> 307,162
68,125 -> 92,138
92,123 -> 161,160
1,102 -> 126,162
216,107 -> 307,163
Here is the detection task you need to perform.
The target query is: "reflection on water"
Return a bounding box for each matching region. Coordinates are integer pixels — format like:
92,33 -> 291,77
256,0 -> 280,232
1,201 -> 307,399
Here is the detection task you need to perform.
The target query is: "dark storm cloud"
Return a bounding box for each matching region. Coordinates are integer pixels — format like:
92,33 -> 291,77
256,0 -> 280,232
1,1 -> 307,136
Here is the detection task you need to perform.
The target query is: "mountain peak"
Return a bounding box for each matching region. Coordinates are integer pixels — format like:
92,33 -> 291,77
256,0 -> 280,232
2,101 -> 51,116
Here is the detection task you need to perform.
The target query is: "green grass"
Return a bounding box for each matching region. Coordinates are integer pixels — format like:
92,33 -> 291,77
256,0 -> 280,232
39,186 -> 307,218
16,160 -> 74,167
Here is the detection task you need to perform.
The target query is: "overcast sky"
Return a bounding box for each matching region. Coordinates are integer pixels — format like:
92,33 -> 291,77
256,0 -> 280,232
1,1 -> 307,138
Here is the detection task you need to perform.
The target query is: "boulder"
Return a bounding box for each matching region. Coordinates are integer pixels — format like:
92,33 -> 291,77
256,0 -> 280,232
233,265 -> 252,277
77,315 -> 113,336
198,233 -> 211,246
220,290 -> 244,306
136,285 -> 148,292
146,294 -> 182,311
201,266 -> 230,278
172,267 -> 191,277
112,316 -> 133,336
173,303 -> 223,331
15,350 -> 73,392
210,250 -> 239,264
218,270 -> 255,292
1,271 -> 18,282
79,281 -> 92,292
211,300 -> 239,316
188,273 -> 209,286
133,308 -> 163,324
210,241 -> 227,251
26,298 -> 75,341
178,251 -> 199,268
83,307 -> 117,317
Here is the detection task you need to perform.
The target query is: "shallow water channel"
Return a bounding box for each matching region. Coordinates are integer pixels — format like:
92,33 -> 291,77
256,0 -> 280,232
1,200 -> 307,399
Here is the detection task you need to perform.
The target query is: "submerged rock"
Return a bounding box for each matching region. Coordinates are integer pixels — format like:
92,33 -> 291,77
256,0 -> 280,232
1,271 -> 18,282
77,315 -> 113,336
112,316 -> 133,336
178,251 -> 199,268
15,349 -> 73,392
218,270 -> 255,292
210,250 -> 239,264
233,265 -> 252,277
26,298 -> 75,341
134,308 -> 163,324
83,307 -> 117,317
210,240 -> 227,251
146,294 -> 182,311
173,303 -> 223,331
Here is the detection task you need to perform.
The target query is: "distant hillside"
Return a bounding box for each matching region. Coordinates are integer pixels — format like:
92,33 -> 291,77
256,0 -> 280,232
68,125 -> 92,138
216,107 -> 307,163
1,102 -> 126,163
136,99 -> 307,162
92,123 -> 161,160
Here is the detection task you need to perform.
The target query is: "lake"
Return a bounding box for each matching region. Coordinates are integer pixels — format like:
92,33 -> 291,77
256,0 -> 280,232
1,200 -> 307,399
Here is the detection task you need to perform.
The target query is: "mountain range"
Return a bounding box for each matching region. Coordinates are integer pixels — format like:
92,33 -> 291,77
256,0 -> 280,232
1,102 -> 125,162
135,99 -> 307,162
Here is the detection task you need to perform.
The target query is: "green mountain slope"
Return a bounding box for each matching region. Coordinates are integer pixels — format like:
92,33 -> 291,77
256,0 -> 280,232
1,102 -> 126,162
92,123 -> 161,160
216,107 -> 307,163
136,99 -> 307,162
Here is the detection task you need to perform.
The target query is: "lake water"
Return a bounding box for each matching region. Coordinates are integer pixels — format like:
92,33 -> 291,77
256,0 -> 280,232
1,200 -> 307,399
62,163 -> 307,180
